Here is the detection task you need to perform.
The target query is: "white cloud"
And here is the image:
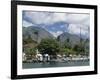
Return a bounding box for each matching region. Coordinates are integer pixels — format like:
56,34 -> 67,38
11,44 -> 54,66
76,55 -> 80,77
51,13 -> 67,23
49,31 -> 63,37
23,11 -> 53,24
65,14 -> 90,25
82,18 -> 90,26
41,26 -> 46,28
23,11 -> 90,26
67,24 -> 89,35
23,20 -> 33,27
23,11 -> 90,36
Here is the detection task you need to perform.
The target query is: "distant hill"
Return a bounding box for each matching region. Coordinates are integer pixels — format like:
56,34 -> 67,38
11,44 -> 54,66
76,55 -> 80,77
23,26 -> 89,49
23,26 -> 54,43
57,32 -> 89,47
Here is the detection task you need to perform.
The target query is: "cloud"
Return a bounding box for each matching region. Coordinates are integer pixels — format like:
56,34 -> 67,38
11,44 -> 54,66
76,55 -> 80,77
23,11 -> 53,24
65,14 -> 90,25
49,31 -> 63,37
23,20 -> 33,27
67,24 -> 89,36
23,11 -> 90,37
23,11 -> 90,26
51,13 -> 68,23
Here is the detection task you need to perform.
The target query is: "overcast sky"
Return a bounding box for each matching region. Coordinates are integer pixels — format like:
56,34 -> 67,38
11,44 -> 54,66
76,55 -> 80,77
22,11 -> 90,38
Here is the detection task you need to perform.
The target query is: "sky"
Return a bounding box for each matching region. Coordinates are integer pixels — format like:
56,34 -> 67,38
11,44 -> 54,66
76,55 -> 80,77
22,11 -> 90,38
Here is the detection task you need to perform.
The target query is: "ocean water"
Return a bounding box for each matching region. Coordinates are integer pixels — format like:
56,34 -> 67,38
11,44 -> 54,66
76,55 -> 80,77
23,60 -> 89,69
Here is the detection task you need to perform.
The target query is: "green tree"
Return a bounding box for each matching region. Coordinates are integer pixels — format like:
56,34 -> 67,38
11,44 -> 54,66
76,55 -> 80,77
34,31 -> 39,43
84,38 -> 89,56
63,38 -> 71,49
23,35 -> 33,45
25,48 -> 36,59
37,38 -> 60,56
73,42 -> 85,55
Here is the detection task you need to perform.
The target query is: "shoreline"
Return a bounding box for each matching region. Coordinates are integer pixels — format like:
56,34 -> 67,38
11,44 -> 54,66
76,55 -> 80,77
23,59 -> 90,69
23,58 -> 89,63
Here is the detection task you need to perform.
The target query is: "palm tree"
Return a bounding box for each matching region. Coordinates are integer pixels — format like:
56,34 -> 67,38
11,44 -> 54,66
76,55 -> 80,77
34,31 -> 39,43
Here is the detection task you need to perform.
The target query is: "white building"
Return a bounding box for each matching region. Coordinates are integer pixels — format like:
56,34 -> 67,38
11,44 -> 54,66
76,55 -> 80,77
22,52 -> 26,61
